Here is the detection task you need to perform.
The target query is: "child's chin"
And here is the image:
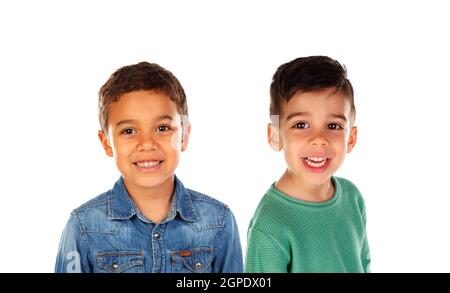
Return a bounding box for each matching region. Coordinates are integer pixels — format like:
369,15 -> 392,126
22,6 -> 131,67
137,176 -> 169,186
126,174 -> 167,188
302,172 -> 333,185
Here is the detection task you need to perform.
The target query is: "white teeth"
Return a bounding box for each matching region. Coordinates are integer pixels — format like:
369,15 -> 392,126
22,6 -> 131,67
304,157 -> 328,168
136,161 -> 161,168
307,156 -> 327,162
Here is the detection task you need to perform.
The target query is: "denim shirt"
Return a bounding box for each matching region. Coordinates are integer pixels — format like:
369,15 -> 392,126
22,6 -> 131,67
55,176 -> 243,273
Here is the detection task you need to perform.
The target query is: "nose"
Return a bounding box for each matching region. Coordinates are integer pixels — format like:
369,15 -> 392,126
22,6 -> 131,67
309,130 -> 329,146
137,133 -> 158,151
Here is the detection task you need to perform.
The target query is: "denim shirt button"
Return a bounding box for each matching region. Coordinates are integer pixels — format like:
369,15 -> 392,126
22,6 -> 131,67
153,232 -> 160,238
195,262 -> 202,269
112,263 -> 118,270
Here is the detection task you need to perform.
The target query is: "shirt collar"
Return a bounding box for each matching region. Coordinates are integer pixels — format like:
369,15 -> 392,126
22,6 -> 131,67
173,175 -> 197,222
107,175 -> 197,222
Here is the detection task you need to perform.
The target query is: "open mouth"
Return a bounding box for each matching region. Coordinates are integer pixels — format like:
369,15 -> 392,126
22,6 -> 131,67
133,160 -> 163,172
302,156 -> 331,172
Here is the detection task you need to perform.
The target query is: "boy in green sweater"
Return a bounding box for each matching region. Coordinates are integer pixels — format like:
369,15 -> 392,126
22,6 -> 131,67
246,56 -> 370,273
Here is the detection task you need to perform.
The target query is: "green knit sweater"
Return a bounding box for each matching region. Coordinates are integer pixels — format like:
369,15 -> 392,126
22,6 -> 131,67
246,176 -> 370,273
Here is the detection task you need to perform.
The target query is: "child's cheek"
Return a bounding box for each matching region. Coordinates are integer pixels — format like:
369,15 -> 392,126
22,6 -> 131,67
170,131 -> 182,151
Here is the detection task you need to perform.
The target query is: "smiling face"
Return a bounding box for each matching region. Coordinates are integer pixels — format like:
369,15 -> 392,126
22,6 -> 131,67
98,90 -> 190,195
269,87 -> 357,188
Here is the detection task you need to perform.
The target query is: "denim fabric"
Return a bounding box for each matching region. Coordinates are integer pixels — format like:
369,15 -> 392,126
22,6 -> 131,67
55,176 -> 243,273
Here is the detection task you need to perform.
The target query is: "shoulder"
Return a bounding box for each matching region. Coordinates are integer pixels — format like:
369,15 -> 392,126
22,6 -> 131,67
334,176 -> 367,213
187,188 -> 230,210
334,176 -> 361,192
254,187 -> 290,217
248,188 -> 288,234
72,191 -> 110,215
335,177 -> 364,199
185,188 -> 234,229
69,190 -> 111,230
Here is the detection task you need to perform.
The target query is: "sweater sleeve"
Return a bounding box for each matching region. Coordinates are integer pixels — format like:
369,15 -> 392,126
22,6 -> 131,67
361,210 -> 371,273
245,228 -> 289,273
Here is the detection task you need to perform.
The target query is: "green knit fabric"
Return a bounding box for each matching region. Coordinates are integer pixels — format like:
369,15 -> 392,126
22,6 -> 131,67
246,176 -> 370,273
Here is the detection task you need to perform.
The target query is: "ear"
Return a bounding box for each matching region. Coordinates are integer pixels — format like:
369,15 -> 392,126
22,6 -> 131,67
181,122 -> 191,152
98,130 -> 113,157
268,123 -> 281,152
346,126 -> 358,153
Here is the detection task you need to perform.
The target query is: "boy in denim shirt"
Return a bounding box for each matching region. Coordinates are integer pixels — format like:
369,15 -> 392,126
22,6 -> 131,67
246,56 -> 370,272
55,62 -> 243,273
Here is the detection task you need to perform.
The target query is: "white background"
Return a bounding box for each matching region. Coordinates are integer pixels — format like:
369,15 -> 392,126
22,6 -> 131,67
1,0 -> 449,272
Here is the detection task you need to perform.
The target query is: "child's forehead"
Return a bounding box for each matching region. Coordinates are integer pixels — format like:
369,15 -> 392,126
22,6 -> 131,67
113,90 -> 174,108
116,89 -> 173,105
108,90 -> 179,122
281,89 -> 351,117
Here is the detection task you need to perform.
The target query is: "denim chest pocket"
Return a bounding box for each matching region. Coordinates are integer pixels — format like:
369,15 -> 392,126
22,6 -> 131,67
170,247 -> 214,273
96,251 -> 144,273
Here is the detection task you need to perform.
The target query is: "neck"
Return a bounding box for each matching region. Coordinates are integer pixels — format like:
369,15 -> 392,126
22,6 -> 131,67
123,175 -> 175,223
275,170 -> 334,202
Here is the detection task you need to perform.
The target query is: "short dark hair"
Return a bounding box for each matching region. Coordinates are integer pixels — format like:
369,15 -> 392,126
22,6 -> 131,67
98,61 -> 188,132
270,56 -> 355,124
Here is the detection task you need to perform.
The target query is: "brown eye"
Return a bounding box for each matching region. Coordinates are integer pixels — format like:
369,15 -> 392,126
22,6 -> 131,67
157,125 -> 171,132
328,123 -> 343,130
293,122 -> 309,129
121,128 -> 136,135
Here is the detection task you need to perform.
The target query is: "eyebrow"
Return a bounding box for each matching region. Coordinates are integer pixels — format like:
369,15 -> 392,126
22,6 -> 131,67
285,112 -> 309,121
330,114 -> 348,122
285,112 -> 347,122
114,115 -> 173,127
115,119 -> 136,127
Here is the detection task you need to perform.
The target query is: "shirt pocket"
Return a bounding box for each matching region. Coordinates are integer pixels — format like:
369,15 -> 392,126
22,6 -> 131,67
170,247 -> 214,273
96,250 -> 144,273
